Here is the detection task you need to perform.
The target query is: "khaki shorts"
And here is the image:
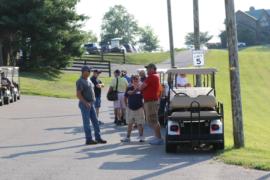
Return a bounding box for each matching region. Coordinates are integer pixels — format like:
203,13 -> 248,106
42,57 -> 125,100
144,101 -> 159,126
113,92 -> 126,109
126,107 -> 145,125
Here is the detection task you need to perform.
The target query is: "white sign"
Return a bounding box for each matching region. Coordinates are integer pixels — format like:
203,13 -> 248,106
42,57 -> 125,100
192,50 -> 205,67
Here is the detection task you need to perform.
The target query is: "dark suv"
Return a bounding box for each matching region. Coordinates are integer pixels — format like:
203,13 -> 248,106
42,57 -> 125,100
84,43 -> 101,54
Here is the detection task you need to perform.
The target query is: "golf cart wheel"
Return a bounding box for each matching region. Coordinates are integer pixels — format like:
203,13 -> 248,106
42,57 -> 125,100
13,94 -> 17,102
0,97 -> 3,106
4,97 -> 9,105
213,142 -> 224,150
165,143 -> 177,153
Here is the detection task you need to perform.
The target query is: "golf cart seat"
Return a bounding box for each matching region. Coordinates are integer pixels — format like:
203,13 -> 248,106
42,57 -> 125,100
170,111 -> 220,120
170,95 -> 217,110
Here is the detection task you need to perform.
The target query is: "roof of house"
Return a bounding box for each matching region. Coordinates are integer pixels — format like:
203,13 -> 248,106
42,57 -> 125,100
245,9 -> 270,20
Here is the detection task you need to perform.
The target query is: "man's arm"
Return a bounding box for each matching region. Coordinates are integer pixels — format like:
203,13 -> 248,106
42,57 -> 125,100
77,90 -> 91,108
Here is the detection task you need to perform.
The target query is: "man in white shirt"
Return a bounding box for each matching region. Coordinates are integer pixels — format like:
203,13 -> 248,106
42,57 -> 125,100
176,74 -> 191,87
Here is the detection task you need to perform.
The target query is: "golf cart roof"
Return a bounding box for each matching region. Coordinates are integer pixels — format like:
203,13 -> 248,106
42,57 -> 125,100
167,67 -> 217,75
0,66 -> 19,70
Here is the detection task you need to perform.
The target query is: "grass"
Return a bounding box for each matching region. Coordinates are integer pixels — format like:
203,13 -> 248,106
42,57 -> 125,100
82,51 -> 170,65
20,71 -> 111,99
206,46 -> 270,170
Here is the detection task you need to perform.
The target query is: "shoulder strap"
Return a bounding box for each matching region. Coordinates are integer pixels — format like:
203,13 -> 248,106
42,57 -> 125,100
116,77 -> 119,91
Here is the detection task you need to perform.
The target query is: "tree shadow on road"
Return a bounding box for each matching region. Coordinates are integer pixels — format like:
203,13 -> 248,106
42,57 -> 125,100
76,141 -> 213,179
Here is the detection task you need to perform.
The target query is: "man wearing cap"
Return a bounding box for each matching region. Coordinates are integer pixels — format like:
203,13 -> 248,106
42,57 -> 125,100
76,66 -> 107,145
108,69 -> 128,125
90,69 -> 104,125
139,63 -> 163,145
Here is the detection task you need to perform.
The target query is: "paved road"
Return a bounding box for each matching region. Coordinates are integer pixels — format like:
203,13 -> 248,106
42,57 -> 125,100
0,95 -> 269,180
111,50 -> 193,75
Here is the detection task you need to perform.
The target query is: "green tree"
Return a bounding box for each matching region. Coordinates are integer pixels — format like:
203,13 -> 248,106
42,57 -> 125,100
185,32 -> 213,46
0,0 -> 87,71
84,30 -> 98,43
139,26 -> 159,52
101,5 -> 139,44
237,24 -> 256,45
219,31 -> 227,48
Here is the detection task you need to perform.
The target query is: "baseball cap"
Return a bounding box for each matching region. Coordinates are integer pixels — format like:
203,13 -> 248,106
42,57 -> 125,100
81,65 -> 91,72
114,69 -> 121,74
93,69 -> 102,74
145,63 -> 157,70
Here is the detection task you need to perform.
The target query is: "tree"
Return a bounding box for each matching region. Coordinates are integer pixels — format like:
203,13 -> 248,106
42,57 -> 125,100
84,30 -> 98,43
237,24 -> 256,45
101,5 -> 139,44
185,32 -> 213,46
0,0 -> 87,71
219,31 -> 227,48
139,26 -> 159,52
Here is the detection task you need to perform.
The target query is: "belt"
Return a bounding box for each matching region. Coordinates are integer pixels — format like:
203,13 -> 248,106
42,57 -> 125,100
144,99 -> 158,102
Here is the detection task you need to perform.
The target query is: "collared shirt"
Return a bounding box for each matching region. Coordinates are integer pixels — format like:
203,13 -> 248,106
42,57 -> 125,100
76,77 -> 95,103
142,73 -> 160,101
125,86 -> 143,110
110,77 -> 128,93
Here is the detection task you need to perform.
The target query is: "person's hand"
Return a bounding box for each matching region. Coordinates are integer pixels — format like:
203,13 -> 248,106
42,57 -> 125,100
84,102 -> 91,109
127,90 -> 134,95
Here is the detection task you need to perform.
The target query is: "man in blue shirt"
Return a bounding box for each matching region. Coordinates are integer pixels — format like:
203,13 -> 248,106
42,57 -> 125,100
121,75 -> 145,143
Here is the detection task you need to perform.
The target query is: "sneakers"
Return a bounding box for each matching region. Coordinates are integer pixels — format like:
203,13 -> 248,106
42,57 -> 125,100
98,121 -> 104,125
149,138 -> 164,145
121,137 -> 130,143
138,136 -> 145,143
85,140 -> 97,145
96,139 -> 107,144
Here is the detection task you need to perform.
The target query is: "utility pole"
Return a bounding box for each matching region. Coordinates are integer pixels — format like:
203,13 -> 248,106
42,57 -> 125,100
193,0 -> 202,86
167,0 -> 175,68
225,0 -> 245,148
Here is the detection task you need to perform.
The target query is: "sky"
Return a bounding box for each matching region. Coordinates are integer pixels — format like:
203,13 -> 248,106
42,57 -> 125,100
76,0 -> 270,49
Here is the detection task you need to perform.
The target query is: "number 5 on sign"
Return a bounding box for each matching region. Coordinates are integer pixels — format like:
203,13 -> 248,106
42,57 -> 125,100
193,50 -> 205,67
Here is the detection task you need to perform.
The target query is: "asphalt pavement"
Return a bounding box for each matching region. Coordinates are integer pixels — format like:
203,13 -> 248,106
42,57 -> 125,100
0,95 -> 269,180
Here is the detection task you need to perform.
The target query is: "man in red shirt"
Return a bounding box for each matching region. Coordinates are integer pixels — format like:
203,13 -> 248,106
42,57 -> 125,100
139,63 -> 163,145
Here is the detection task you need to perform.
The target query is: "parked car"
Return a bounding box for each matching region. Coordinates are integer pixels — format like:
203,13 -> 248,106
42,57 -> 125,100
237,42 -> 246,48
84,43 -> 101,54
123,44 -> 135,53
101,44 -> 111,53
110,46 -> 126,53
165,67 -> 224,153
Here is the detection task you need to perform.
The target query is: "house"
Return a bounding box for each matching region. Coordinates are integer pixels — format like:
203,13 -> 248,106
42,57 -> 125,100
235,7 -> 270,44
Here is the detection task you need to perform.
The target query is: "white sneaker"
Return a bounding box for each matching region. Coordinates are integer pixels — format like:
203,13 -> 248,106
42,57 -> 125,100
121,137 -> 130,143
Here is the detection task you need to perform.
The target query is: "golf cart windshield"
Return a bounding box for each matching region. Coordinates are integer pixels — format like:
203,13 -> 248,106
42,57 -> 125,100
167,67 -> 217,97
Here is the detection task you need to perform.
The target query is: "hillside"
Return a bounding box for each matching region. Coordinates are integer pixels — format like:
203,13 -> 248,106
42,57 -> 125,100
206,46 -> 270,170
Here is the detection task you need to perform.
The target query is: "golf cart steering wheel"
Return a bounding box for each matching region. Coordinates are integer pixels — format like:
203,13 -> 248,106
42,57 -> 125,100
176,92 -> 189,97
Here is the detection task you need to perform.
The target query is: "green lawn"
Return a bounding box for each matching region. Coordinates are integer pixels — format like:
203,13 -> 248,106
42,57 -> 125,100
20,72 -> 111,99
83,52 -> 170,65
206,46 -> 270,170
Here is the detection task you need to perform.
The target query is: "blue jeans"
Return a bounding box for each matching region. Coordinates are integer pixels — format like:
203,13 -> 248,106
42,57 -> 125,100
79,102 -> 101,141
94,96 -> 101,108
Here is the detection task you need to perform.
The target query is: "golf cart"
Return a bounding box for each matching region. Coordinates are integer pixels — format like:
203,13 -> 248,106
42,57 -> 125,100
165,67 -> 224,153
11,67 -> 20,100
0,66 -> 17,104
137,68 -> 169,126
0,67 -> 4,106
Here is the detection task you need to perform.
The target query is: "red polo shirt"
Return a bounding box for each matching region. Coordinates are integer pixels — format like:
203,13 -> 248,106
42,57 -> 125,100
143,73 -> 160,101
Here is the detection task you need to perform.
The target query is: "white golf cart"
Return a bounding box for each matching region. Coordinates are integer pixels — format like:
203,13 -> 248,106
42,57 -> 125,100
0,66 -> 20,104
165,67 -> 224,153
